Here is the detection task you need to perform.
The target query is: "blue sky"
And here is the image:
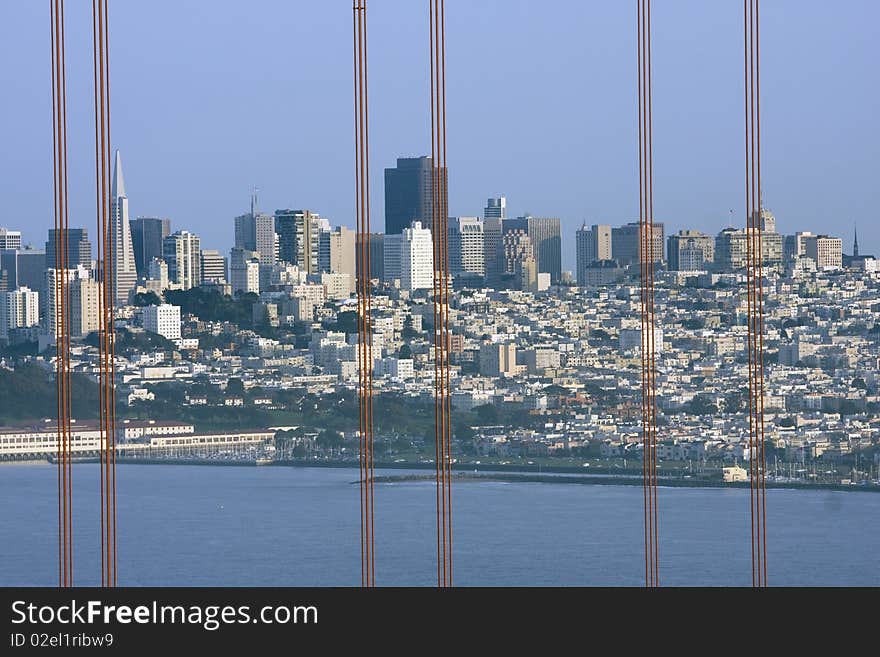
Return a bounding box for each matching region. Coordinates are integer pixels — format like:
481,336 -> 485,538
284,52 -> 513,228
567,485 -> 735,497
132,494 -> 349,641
1,1 -> 877,269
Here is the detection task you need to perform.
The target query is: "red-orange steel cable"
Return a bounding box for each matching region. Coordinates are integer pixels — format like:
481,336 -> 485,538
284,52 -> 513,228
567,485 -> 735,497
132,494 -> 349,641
646,0 -> 659,587
429,0 -> 443,587
754,0 -> 768,586
352,0 -> 375,586
743,0 -> 756,587
439,0 -> 453,586
104,0 -> 119,587
361,0 -> 376,585
90,0 -> 105,583
49,1 -> 63,587
636,0 -> 649,587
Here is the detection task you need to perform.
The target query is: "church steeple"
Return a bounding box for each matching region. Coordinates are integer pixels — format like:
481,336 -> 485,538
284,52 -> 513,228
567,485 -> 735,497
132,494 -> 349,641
853,224 -> 859,257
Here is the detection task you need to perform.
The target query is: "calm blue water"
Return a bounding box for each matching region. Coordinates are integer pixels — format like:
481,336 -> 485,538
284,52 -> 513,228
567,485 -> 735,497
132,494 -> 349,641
2,463 -> 878,586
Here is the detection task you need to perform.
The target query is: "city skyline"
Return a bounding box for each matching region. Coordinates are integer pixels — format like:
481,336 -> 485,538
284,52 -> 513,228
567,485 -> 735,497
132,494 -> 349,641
1,1 -> 877,270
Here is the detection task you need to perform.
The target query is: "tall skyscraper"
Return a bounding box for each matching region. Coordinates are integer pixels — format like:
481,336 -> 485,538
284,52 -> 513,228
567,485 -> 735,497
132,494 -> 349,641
500,228 -> 537,290
1,248 -> 45,293
575,225 -> 593,285
484,197 -> 506,220
576,223 -> 613,284
448,216 -> 485,284
667,230 -> 714,271
130,217 -> 171,277
504,216 -> 562,283
200,249 -> 227,283
45,228 -> 92,270
0,228 -> 22,250
383,221 -> 433,291
853,225 -> 860,257
275,209 -> 324,272
109,151 -> 138,305
611,222 -> 665,266
162,230 -> 201,290
384,156 -> 447,235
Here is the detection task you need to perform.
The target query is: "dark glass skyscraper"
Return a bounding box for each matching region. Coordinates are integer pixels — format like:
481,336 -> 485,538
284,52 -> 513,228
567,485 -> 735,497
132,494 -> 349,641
45,228 -> 92,270
383,156 -> 447,235
130,216 -> 171,277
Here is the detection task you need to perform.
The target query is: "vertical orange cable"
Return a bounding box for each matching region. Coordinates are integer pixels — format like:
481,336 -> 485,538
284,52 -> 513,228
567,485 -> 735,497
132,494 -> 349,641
90,0 -> 106,585
439,0 -> 453,586
428,0 -> 442,587
754,0 -> 768,586
361,0 -> 376,585
353,0 -> 375,586
352,0 -> 365,587
103,0 -> 119,587
743,0 -> 756,588
49,0 -> 63,587
636,0 -> 648,587
646,0 -> 659,586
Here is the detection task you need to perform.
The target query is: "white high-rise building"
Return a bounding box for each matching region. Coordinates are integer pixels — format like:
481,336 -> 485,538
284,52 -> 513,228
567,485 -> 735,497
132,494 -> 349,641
142,304 -> 181,341
162,230 -> 201,290
400,221 -> 434,292
0,228 -> 22,250
230,247 -> 260,295
448,216 -> 485,281
109,151 -> 138,306
0,286 -> 39,340
200,249 -> 227,283
383,221 -> 434,291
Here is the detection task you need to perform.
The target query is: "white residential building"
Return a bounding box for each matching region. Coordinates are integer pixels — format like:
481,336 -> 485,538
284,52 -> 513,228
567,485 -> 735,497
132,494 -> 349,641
143,304 -> 181,341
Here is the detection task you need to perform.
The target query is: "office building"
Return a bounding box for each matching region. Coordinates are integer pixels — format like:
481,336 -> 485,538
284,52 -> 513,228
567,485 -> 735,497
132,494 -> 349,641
804,235 -> 843,269
45,228 -> 92,271
784,231 -> 815,262
504,216 -> 562,283
162,231 -> 201,290
143,303 -> 181,341
200,249 -> 227,284
500,229 -> 537,290
0,228 -> 22,250
109,151 -> 138,305
322,226 -> 356,288
384,156 -> 447,234
484,196 -> 507,220
356,232 -> 384,283
611,222 -> 665,267
1,248 -> 45,293
576,223 -> 613,284
667,230 -> 714,271
130,217 -> 171,277
448,216 -> 485,284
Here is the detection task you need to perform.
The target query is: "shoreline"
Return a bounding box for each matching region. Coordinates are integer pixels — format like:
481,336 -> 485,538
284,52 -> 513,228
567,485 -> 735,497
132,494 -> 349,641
7,456 -> 875,493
